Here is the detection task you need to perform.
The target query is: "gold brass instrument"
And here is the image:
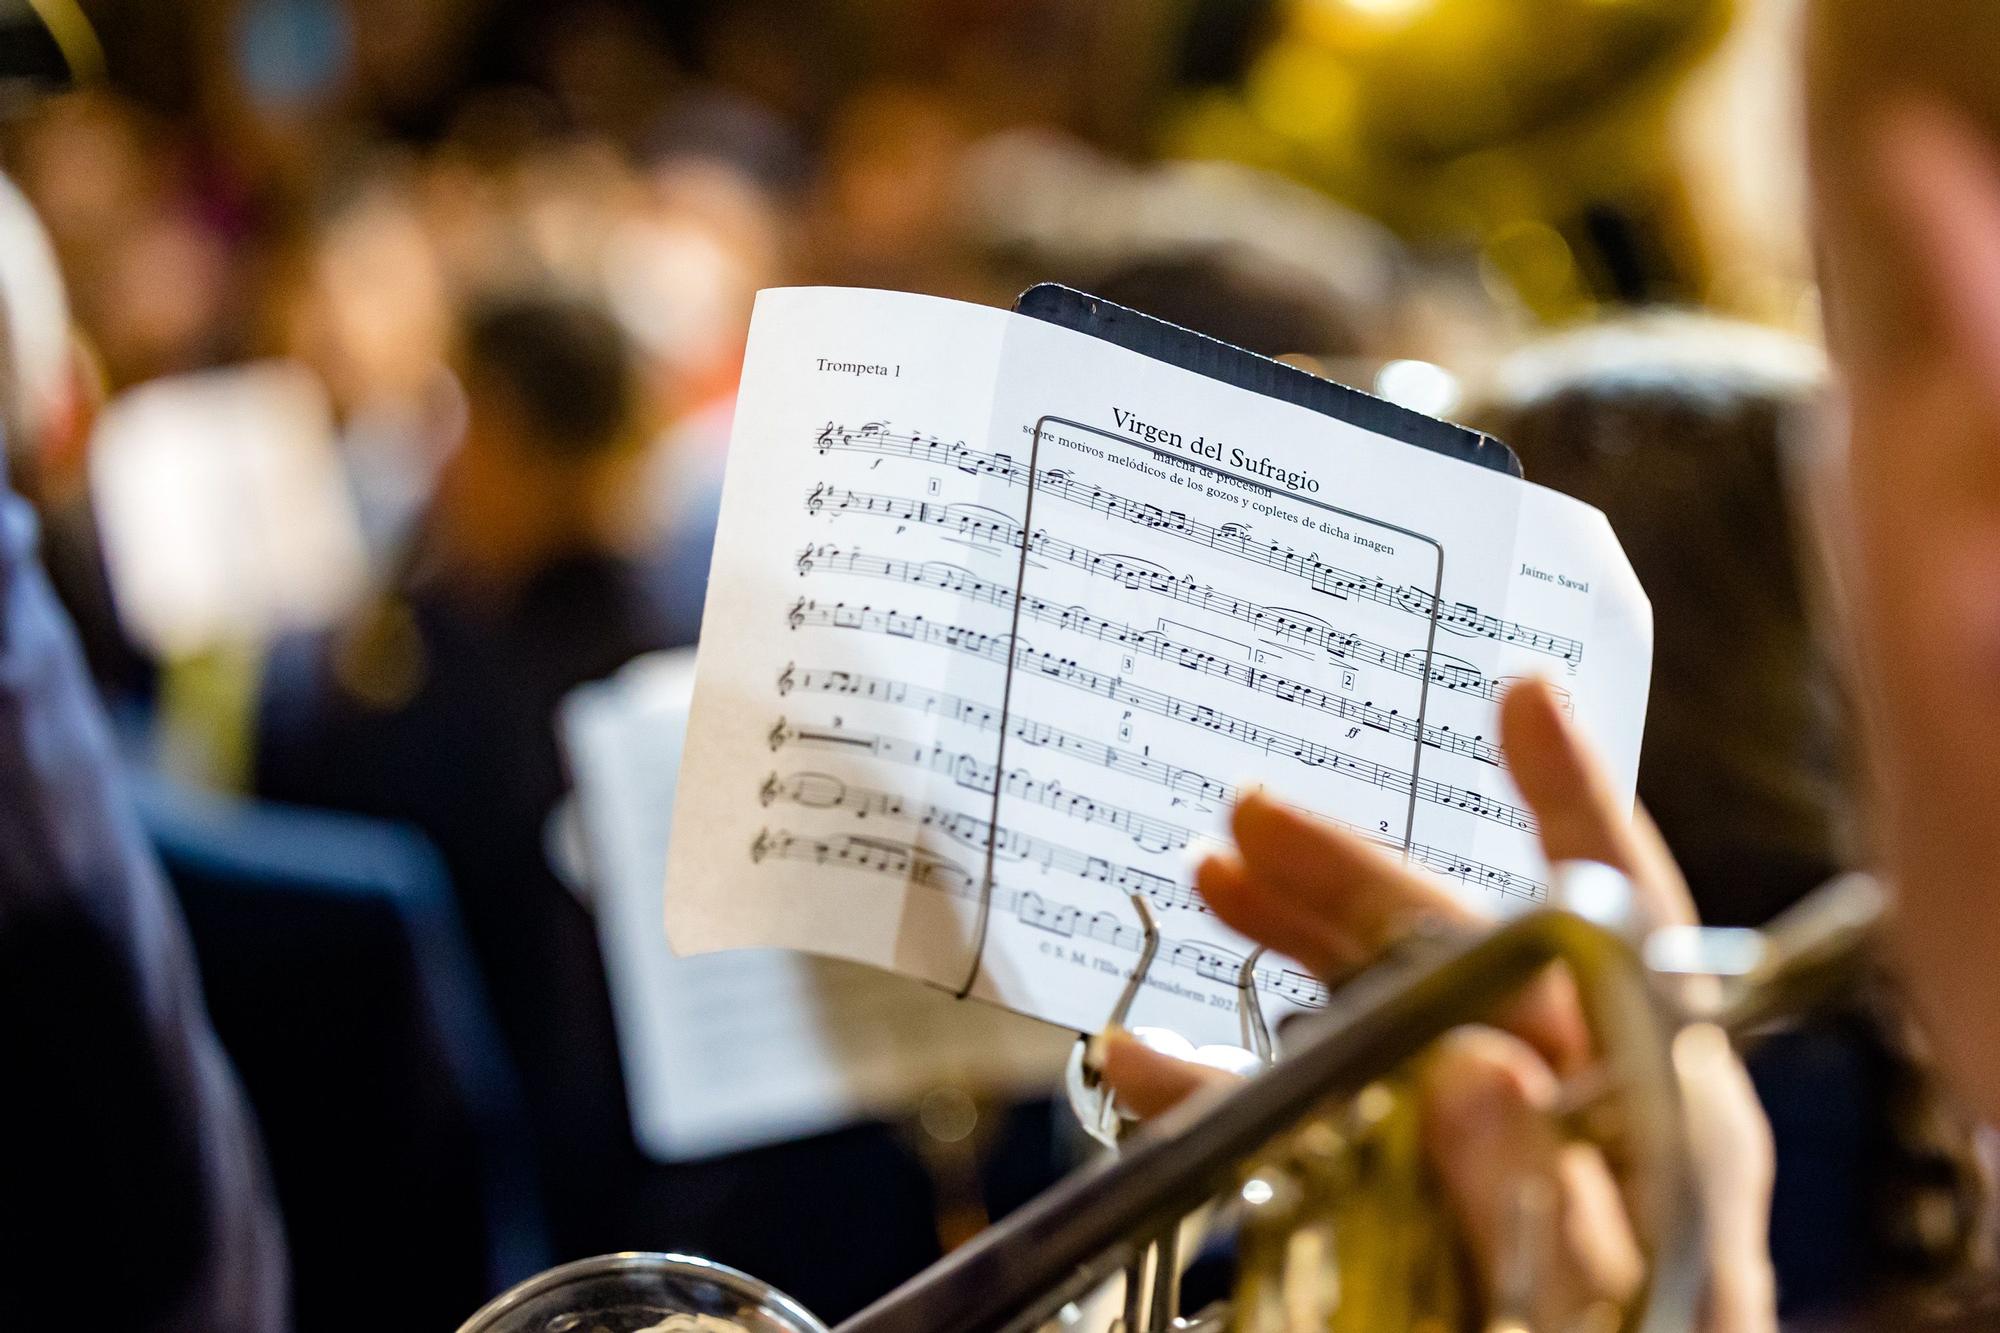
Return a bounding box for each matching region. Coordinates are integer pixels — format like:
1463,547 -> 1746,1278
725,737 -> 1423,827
1139,0 -> 1735,320
460,872 -> 1885,1333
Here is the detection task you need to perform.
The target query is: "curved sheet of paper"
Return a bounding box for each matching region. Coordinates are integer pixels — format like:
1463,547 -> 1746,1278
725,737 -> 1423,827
564,650 -> 1070,1161
666,287 -> 1651,1047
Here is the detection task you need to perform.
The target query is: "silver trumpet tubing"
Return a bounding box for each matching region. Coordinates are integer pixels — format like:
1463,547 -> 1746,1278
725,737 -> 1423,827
462,873 -> 1885,1333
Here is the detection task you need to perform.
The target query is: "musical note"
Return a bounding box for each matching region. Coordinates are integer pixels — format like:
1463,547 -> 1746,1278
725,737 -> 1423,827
790,600 -> 1510,772
798,544 -> 1516,703
779,662 -> 1538,836
762,769 -> 1207,912
808,429 -> 1583,662
814,565 -> 1503,762
763,743 -> 1546,905
751,827 -> 1333,1006
807,479 -> 1580,663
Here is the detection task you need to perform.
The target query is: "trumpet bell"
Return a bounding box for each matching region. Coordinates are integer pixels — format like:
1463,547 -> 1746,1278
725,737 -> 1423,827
456,1253 -> 828,1333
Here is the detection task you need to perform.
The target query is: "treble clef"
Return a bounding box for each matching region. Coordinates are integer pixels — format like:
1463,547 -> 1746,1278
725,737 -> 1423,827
768,717 -> 792,751
815,421 -> 837,452
787,596 -> 807,631
796,544 -> 815,576
750,829 -> 772,863
776,663 -> 796,696
805,482 -> 826,515
759,773 -> 780,807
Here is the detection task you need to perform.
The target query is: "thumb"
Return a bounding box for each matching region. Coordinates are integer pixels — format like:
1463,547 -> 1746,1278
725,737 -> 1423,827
1676,1025 -> 1777,1333
1096,1028 -> 1242,1119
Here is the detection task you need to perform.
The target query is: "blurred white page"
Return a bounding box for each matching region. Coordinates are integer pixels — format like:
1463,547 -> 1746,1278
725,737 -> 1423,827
667,287 -> 1653,1047
562,650 -> 1069,1162
89,361 -> 368,656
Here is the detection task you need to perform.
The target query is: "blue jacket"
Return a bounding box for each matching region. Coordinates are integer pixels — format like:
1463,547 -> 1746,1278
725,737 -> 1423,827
0,458 -> 289,1331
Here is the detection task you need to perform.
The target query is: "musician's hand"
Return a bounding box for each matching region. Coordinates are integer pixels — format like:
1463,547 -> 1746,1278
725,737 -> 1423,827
1099,678 -> 1777,1333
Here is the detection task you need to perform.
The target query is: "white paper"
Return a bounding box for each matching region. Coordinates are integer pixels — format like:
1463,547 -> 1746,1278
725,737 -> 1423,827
563,650 -> 1070,1161
667,288 -> 1652,1048
89,361 -> 369,657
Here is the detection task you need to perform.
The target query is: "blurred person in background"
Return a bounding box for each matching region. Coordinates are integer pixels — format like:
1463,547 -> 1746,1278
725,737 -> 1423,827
255,288 -> 954,1315
620,92 -> 803,624
10,90 -> 242,388
256,287 -> 679,1254
1108,3 -> 2000,1329
805,82 -> 993,302
0,168 -> 288,1333
266,158 -> 461,561
1477,316 -> 1842,930
953,132 -> 1415,368
0,167 -> 147,701
1089,245 -> 1371,364
1476,317 -> 1987,1318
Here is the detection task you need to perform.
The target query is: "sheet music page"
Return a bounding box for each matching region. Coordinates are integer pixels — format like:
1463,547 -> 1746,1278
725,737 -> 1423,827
668,287 -> 1651,1047
563,650 -> 1071,1162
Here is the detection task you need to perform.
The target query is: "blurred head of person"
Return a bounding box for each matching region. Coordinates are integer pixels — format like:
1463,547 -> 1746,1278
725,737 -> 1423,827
257,164 -> 464,561
959,139 -> 1408,356
808,82 -> 980,297
1802,0 -> 2000,1121
612,95 -> 801,419
425,287 -> 646,591
11,92 -> 233,388
0,171 -> 85,487
276,163 -> 453,420
1478,315 -> 1839,928
535,0 -> 682,152
1090,245 -> 1369,362
0,170 -> 144,697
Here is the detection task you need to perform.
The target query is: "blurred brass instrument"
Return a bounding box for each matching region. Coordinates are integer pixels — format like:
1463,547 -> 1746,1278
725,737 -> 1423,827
463,871 -> 1884,1333
1137,0 -> 1736,320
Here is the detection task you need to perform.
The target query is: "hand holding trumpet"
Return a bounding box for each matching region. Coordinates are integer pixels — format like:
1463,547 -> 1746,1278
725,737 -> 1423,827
1101,679 -> 1779,1333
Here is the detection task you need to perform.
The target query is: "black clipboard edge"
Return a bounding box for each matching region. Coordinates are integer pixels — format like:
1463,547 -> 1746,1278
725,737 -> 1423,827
1012,282 -> 1521,479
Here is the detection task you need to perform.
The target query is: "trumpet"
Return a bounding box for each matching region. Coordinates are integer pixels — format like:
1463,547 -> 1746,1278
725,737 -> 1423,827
459,871 -> 1885,1333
